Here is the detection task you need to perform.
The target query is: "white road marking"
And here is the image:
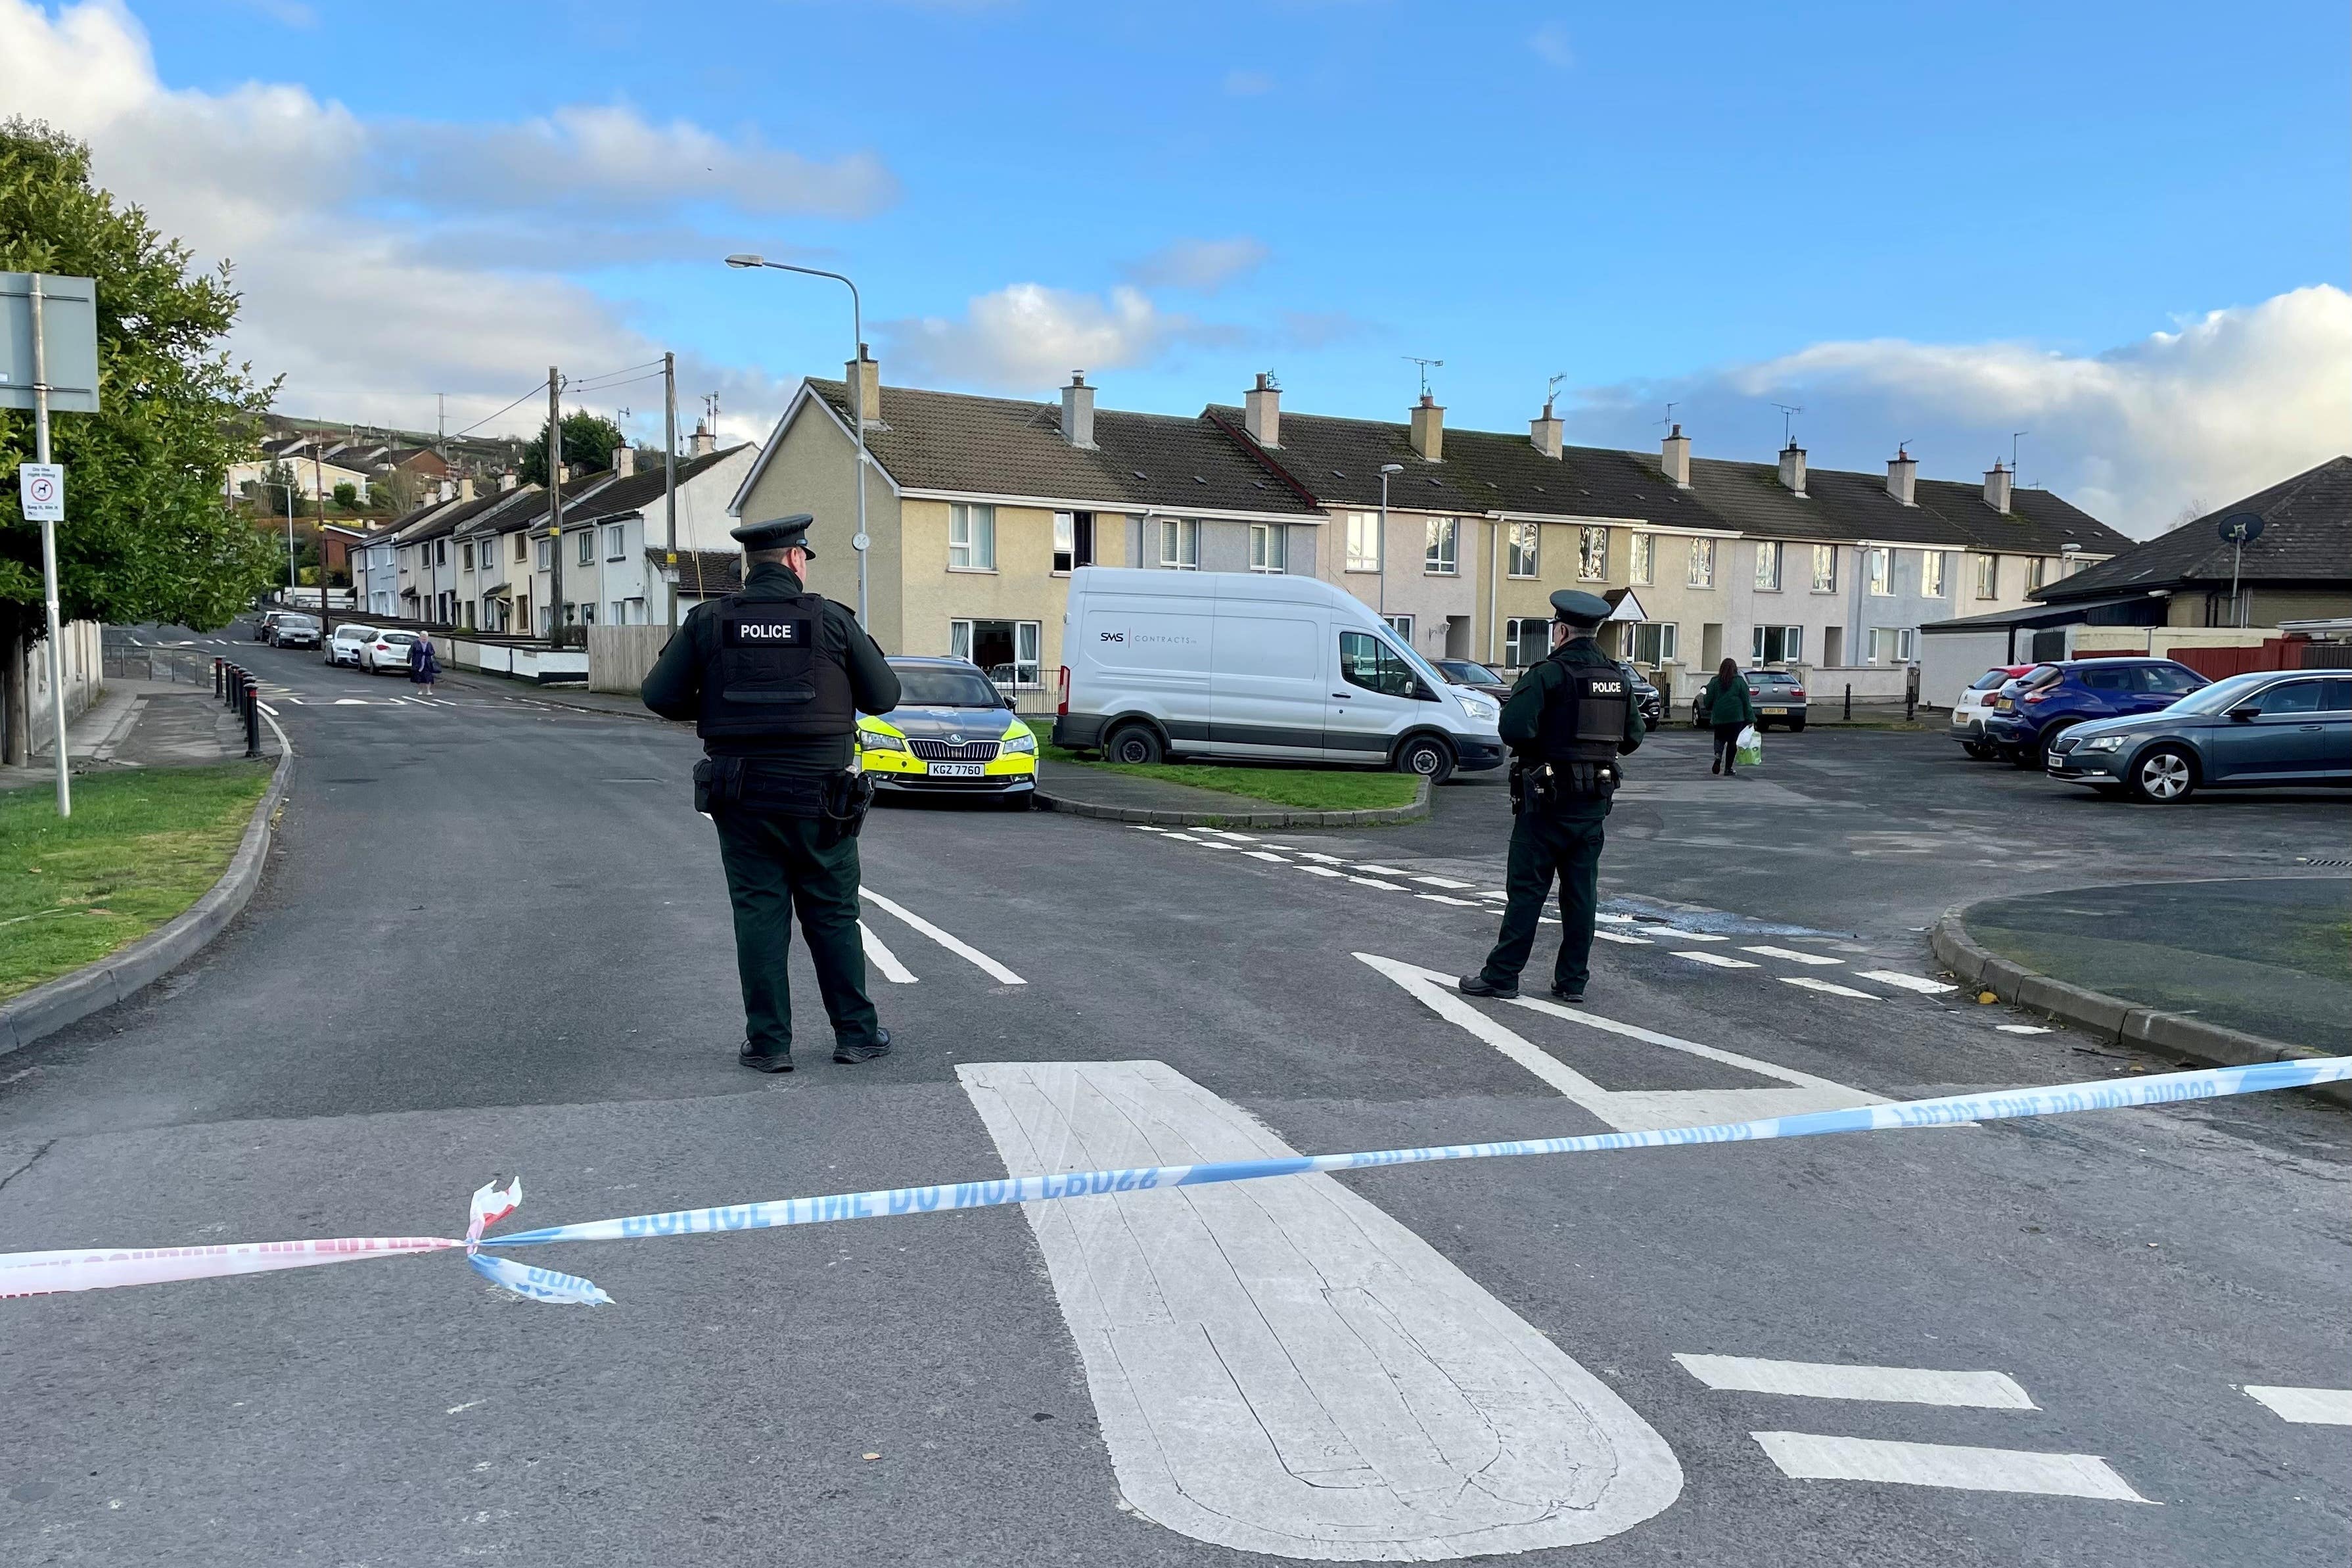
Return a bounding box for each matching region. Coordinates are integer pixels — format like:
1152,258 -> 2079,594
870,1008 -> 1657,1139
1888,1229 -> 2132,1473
1595,913 -> 1640,924
959,1059 -> 1683,1559
1741,945 -> 1842,965
1358,956 -> 1884,1132
1352,863 -> 1409,875
1674,1355 -> 2035,1409
1197,840 -> 1239,850
1128,825 -> 1167,833
858,921 -> 917,984
1477,889 -> 1509,900
1412,875 -> 1473,889
1161,832 -> 1203,842
1780,977 -> 1878,1000
331,699 -> 368,706
1643,927 -> 1728,942
1199,829 -> 1258,841
860,890 -> 1025,985
1751,1433 -> 2150,1503
1347,876 -> 1404,890
1996,1025 -> 2053,1035
1594,931 -> 1653,945
1416,893 -> 1477,907
256,703 -> 279,717
1297,864 -> 1343,878
1674,951 -> 1759,969
1860,971 -> 1959,995
2244,1385 -> 2352,1425
1295,850 -> 1348,864
1243,850 -> 1289,863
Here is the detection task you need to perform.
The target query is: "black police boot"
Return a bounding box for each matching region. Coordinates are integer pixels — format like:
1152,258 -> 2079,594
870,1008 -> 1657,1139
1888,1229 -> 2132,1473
739,1043 -> 795,1073
834,1027 -> 893,1065
1548,984 -> 1586,1004
1457,974 -> 1519,1000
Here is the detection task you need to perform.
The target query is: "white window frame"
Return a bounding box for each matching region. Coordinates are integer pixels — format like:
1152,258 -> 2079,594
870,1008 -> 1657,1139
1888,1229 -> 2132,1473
1507,520 -> 1539,578
1977,553 -> 1999,599
948,501 -> 997,572
1755,540 -> 1782,591
1424,517 -> 1458,576
1921,550 -> 1946,597
1751,624 -> 1803,664
1249,522 -> 1286,573
572,530 -> 590,566
605,523 -> 626,562
1503,616 -> 1550,668
1157,517 -> 1199,570
2027,556 -> 2048,591
536,538 -> 553,571
1015,620 -> 1042,688
1687,536 -> 1715,588
1811,543 -> 1837,592
1868,626 -> 1912,664
1631,621 -> 1677,666
1577,525 -> 1609,582
1628,531 -> 1653,586
461,541 -> 474,572
948,619 -> 972,660
1867,546 -> 1891,596
1384,613 -> 1415,643
1052,511 -> 1074,576
1345,511 -> 1381,573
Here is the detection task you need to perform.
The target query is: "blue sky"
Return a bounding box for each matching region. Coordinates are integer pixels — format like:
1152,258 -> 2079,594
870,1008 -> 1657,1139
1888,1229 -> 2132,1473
11,0 -> 2349,530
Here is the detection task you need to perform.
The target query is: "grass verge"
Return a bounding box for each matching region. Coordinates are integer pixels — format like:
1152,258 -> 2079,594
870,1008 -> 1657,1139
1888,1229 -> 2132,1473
1040,745 -> 1419,811
0,761 -> 275,1002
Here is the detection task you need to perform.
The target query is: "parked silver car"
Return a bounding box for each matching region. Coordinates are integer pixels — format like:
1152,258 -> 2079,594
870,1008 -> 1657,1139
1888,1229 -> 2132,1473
327,623 -> 377,666
2044,670 -> 2352,803
267,613 -> 321,649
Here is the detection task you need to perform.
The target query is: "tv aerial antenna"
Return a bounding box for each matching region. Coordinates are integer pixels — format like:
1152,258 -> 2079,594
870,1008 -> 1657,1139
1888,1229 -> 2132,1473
1404,356 -> 1444,400
1773,403 -> 1804,448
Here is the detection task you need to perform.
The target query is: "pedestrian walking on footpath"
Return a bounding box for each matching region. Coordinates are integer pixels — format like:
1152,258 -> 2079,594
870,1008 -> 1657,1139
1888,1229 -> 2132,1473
1458,589 -> 1645,1006
1699,657 -> 1755,776
641,513 -> 903,1072
408,631 -> 440,697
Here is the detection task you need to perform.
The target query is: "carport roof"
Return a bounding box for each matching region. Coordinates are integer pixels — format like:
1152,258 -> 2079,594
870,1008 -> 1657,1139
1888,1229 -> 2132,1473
1920,593 -> 2157,633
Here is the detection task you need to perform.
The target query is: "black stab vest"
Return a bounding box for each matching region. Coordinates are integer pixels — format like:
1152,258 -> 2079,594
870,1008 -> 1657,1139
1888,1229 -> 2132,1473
1536,658 -> 1628,766
695,593 -> 856,741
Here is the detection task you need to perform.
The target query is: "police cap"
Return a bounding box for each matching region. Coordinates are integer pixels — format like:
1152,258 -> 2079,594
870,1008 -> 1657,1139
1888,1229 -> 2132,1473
1549,589 -> 1611,628
731,513 -> 818,557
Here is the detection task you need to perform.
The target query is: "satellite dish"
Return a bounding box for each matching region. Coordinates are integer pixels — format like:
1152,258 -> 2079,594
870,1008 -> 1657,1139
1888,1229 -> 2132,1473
2217,512 -> 2264,544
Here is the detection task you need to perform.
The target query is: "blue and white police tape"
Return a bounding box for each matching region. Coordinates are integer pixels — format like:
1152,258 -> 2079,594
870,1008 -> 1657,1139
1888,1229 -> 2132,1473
6,1055 -> 2346,1305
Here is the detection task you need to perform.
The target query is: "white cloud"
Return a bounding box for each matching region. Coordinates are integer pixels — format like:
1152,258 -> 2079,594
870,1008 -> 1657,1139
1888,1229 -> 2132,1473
1529,22 -> 1573,68
0,0 -> 888,437
1571,287 -> 2352,538
881,283 -> 1216,393
1123,236 -> 1269,293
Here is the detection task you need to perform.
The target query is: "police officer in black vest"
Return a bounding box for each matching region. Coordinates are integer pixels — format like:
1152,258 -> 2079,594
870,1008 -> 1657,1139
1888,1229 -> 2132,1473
1460,589 -> 1644,1004
643,514 -> 903,1071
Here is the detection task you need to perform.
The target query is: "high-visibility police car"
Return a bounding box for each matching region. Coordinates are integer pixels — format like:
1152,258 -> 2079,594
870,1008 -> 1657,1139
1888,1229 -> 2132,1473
857,655 -> 1039,806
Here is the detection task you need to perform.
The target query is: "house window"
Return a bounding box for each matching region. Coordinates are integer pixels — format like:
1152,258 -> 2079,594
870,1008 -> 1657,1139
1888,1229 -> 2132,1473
1345,511 -> 1381,572
577,602 -> 595,626
1977,553 -> 1999,599
1752,624 -> 1803,663
948,618 -> 1043,687
1687,537 -> 1715,588
436,540 -> 448,566
1921,550 -> 1947,597
515,533 -> 527,563
461,541 -> 474,572
948,502 -> 997,570
1503,616 -> 1550,667
1630,622 -> 1678,667
576,530 -> 593,566
1755,540 -> 1782,591
1425,517 -> 1458,575
1249,523 -> 1287,573
1052,511 -> 1094,574
1867,547 -> 1891,595
1868,626 -> 1917,664
611,600 -> 626,624
536,538 -> 553,570
2027,556 -> 2048,591
1384,614 -> 1415,643
1338,630 -> 1420,699
605,523 -> 626,561
1811,543 -> 1837,591
1157,518 -> 1199,569
1578,526 -> 1608,582
1507,521 -> 1539,578
1628,532 -> 1653,585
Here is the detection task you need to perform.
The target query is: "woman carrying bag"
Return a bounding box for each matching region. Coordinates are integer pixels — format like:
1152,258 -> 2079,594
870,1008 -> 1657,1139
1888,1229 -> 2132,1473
408,630 -> 442,698
1699,657 -> 1755,775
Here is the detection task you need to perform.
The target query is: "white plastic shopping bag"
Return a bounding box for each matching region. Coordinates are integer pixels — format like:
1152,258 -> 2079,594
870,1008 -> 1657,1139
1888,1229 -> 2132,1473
1734,724 -> 1763,768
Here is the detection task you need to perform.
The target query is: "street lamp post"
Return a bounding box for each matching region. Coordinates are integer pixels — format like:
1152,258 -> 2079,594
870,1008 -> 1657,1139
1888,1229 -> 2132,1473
724,254 -> 869,627
1377,463 -> 1404,620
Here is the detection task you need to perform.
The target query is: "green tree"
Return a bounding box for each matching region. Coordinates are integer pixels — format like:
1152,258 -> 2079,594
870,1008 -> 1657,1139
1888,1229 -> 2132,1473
519,410 -> 623,486
1,119 -> 278,762
331,480 -> 358,510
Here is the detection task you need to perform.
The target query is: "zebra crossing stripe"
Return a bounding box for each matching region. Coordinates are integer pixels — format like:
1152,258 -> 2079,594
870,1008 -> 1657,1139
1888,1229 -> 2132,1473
1742,945 -> 1842,965
1673,1354 -> 2035,1409
1751,1433 -> 2149,1502
2244,1385 -> 2352,1425
1674,951 -> 1759,969
1780,977 -> 1878,1000
1860,971 -> 1959,995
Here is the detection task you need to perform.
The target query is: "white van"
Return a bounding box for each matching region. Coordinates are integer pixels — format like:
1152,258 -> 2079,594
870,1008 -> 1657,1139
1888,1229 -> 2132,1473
1052,568 -> 1506,783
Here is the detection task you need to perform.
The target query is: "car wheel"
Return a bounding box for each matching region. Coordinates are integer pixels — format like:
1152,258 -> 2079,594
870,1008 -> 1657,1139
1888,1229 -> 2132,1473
1394,734 -> 1456,785
2131,745 -> 2198,804
1962,741 -> 1995,760
1105,724 -> 1164,766
1787,719 -> 1805,733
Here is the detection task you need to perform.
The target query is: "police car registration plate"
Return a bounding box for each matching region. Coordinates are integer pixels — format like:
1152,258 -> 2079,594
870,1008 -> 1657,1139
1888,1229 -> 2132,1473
927,762 -> 984,777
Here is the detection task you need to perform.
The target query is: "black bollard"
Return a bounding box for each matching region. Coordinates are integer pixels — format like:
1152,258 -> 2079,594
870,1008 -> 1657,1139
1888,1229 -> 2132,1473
244,677 -> 262,759
1843,683 -> 1851,721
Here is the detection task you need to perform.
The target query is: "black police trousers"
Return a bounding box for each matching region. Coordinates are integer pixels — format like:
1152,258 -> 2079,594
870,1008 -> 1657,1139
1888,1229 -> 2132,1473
1479,808 -> 1607,994
712,806 -> 881,1057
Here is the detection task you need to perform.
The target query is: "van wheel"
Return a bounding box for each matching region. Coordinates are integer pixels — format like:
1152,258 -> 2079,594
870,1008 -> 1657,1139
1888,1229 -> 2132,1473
1105,724 -> 1164,766
1395,735 -> 1455,785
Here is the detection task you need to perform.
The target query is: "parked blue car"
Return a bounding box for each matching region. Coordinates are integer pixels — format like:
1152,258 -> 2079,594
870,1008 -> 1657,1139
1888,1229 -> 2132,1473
1981,657 -> 2208,766
2046,670 -> 2352,803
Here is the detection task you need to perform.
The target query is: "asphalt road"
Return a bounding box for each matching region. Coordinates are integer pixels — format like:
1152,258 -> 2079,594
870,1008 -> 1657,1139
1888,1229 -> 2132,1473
3,625 -> 2345,1566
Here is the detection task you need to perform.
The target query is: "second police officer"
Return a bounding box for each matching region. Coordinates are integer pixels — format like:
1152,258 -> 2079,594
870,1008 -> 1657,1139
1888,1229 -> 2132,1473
642,513 -> 903,1072
1459,588 -> 1644,1004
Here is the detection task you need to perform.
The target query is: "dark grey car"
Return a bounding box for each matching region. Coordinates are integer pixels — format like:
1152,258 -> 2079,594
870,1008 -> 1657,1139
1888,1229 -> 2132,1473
2045,670 -> 2352,803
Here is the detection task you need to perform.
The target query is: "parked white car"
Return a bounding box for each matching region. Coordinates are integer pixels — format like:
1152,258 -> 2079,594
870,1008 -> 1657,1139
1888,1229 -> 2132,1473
1053,567 -> 1505,783
327,624 -> 377,666
1950,664 -> 2034,760
359,629 -> 421,674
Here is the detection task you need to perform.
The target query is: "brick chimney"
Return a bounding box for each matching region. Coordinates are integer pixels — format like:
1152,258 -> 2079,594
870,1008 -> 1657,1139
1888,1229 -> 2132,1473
1661,423 -> 1691,488
846,342 -> 880,423
1244,372 -> 1280,448
1409,393 -> 1444,461
1529,398 -> 1563,459
1776,444 -> 1807,497
1061,371 -> 1097,450
689,423 -> 716,458
1887,446 -> 1918,507
1984,459 -> 2014,514
612,446 -> 635,478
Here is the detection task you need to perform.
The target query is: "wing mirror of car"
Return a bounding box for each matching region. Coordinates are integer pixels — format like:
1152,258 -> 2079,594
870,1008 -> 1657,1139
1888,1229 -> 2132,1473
2226,704 -> 2263,721
1002,693 -> 1017,710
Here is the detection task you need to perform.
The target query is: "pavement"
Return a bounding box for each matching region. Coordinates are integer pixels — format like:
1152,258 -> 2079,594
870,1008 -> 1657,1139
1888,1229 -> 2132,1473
1958,877 -> 2351,1051
1,622 -> 2346,1567
0,668 -> 274,793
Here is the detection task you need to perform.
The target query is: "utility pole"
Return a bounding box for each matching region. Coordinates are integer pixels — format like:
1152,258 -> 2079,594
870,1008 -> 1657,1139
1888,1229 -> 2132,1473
546,367 -> 563,641
663,351 -> 679,629
29,275 -> 70,814
310,436 -> 331,640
